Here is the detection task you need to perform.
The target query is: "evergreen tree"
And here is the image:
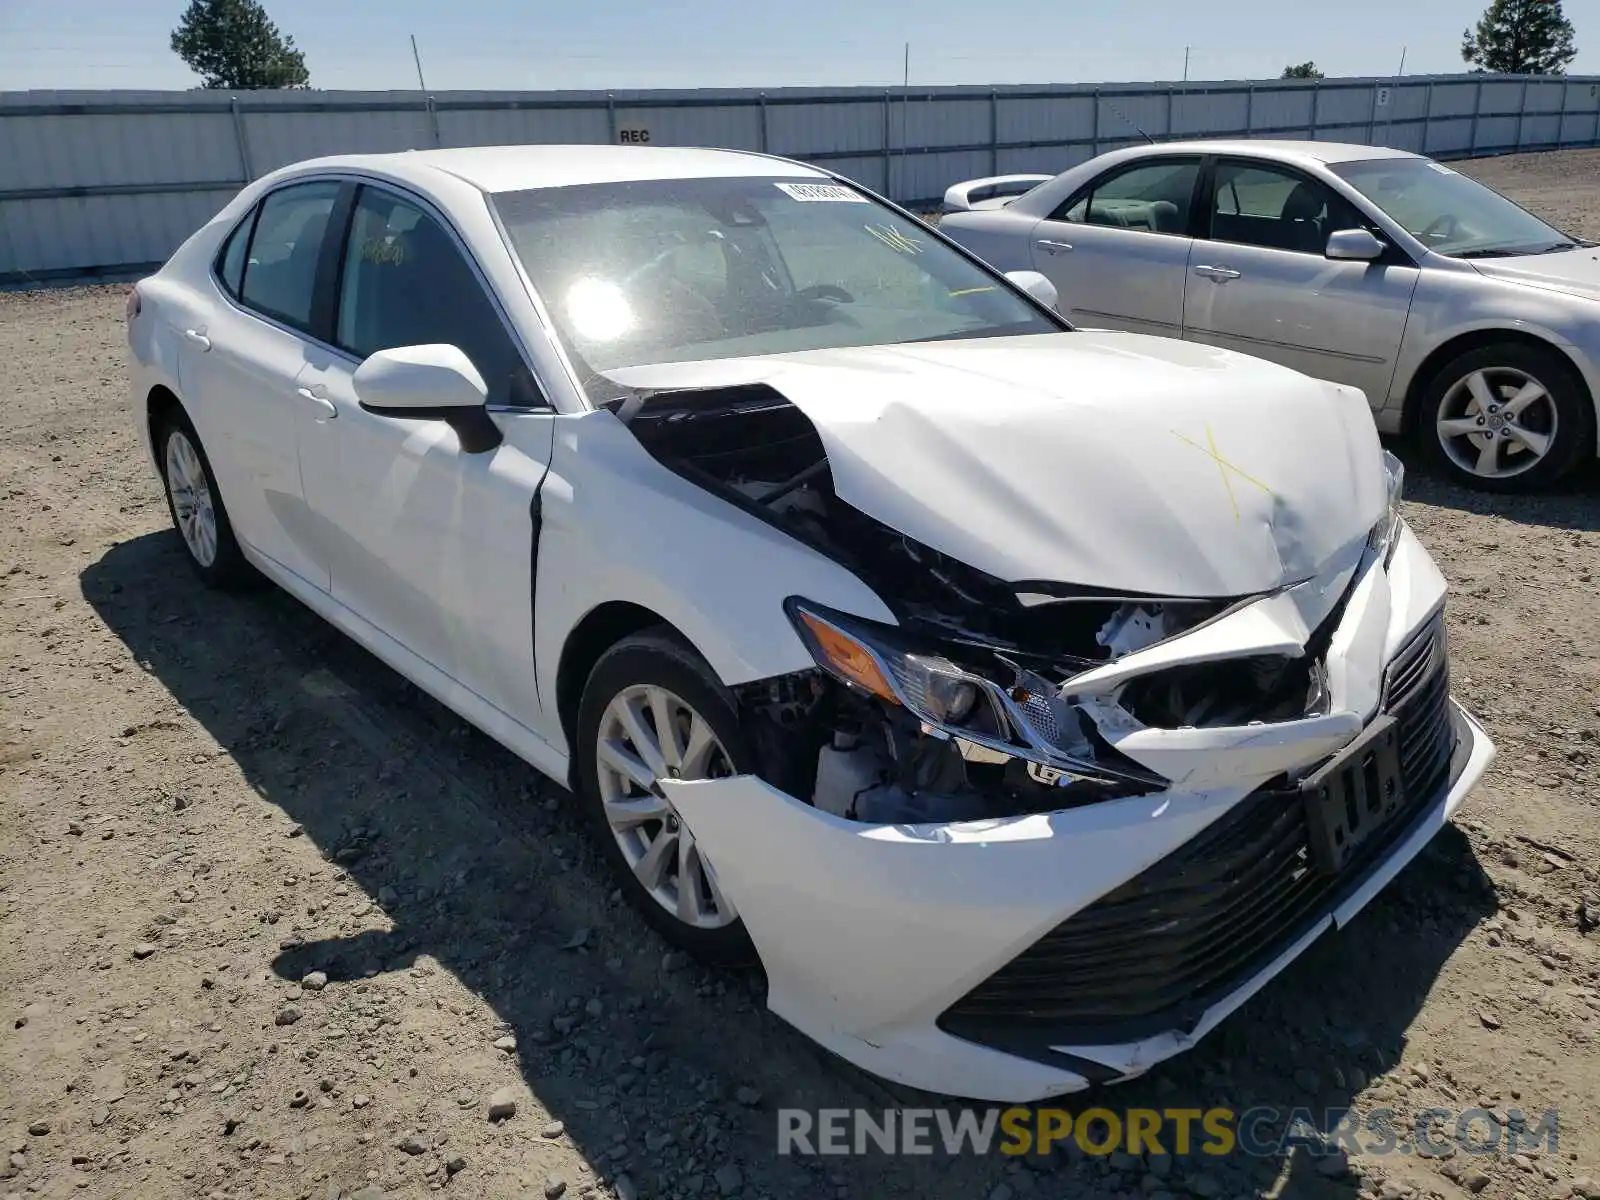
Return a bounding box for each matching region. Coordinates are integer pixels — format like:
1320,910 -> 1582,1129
1461,0 -> 1577,74
1281,62 -> 1325,79
170,0 -> 310,89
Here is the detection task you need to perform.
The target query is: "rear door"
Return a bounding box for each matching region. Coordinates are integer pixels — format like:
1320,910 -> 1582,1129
175,179 -> 346,592
1025,156 -> 1202,336
1181,157 -> 1420,403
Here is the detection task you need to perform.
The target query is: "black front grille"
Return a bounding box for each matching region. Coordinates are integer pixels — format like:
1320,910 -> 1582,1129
939,612 -> 1456,1048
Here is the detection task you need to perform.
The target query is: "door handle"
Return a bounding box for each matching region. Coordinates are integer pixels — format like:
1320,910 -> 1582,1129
182,328 -> 211,350
1035,239 -> 1074,255
1193,264 -> 1242,281
296,387 -> 338,419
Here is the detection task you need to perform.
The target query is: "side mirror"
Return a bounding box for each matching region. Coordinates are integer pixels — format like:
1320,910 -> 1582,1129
1005,270 -> 1060,311
1325,228 -> 1385,262
353,344 -> 501,452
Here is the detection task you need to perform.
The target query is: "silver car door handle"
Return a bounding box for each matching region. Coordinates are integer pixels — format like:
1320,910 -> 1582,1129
182,328 -> 211,350
1193,264 -> 1242,281
1035,239 -> 1074,254
296,387 -> 338,419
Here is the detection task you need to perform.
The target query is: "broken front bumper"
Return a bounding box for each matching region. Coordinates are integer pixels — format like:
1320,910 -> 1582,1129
660,529 -> 1496,1103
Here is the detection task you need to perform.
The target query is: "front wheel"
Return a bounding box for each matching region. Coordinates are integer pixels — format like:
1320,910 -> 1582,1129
1418,343 -> 1594,492
573,630 -> 757,965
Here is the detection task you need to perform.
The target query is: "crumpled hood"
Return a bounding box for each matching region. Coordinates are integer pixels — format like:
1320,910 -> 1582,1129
1469,247 -> 1600,302
607,332 -> 1387,597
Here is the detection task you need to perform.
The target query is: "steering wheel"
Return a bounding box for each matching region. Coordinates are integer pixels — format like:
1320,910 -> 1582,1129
798,283 -> 855,303
1419,214 -> 1459,242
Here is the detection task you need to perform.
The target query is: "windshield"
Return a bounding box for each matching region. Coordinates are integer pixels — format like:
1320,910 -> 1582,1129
1330,158 -> 1574,258
491,176 -> 1058,400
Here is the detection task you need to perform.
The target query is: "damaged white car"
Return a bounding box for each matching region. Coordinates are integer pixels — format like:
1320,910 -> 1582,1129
128,145 -> 1495,1102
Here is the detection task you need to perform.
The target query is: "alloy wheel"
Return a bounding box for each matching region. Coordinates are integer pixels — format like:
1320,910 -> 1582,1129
594,684 -> 738,929
165,429 -> 219,567
1435,366 -> 1558,481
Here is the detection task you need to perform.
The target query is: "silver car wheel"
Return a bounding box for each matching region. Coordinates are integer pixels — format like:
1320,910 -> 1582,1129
1435,366 -> 1558,481
594,684 -> 738,929
165,429 -> 219,568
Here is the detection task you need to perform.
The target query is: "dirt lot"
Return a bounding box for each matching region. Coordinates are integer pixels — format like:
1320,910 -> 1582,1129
4,148 -> 1600,1200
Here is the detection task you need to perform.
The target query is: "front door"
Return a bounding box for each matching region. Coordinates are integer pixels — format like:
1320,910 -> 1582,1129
1181,158 -> 1420,404
294,183 -> 555,728
1027,156 -> 1202,336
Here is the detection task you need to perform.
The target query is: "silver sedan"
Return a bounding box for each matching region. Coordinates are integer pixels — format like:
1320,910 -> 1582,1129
940,140 -> 1600,492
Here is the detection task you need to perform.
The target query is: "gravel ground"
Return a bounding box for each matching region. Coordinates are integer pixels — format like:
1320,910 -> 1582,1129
3,148 -> 1600,1200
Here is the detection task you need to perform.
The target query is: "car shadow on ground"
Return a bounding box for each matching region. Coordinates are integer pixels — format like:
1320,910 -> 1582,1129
82,530 -> 1499,1199
1388,441 -> 1600,533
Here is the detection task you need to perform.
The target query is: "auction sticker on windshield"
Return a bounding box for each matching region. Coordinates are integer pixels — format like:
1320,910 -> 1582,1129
775,182 -> 868,202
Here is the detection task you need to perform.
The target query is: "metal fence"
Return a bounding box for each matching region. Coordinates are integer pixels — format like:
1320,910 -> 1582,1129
4,73 -> 1600,283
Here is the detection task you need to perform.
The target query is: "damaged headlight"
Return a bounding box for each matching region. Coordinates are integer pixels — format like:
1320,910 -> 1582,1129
785,598 -> 1161,791
1366,450 -> 1405,567
787,600 -> 995,727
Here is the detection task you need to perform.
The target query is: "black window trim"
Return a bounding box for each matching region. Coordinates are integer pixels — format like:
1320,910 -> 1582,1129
207,172 -> 556,415
1196,153 -> 1420,268
1045,154 -> 1208,238
210,204 -> 262,301
216,178 -> 349,337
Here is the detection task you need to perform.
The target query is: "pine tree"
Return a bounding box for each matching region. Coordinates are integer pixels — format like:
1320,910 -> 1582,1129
170,0 -> 310,90
1461,0 -> 1577,74
1281,62 -> 1325,80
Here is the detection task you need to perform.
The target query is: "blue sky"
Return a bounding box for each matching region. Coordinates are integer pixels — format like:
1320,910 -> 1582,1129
0,0 -> 1592,91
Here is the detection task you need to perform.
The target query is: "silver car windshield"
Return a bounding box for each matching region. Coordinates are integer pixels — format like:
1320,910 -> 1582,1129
491,176 -> 1057,398
1331,158 -> 1575,259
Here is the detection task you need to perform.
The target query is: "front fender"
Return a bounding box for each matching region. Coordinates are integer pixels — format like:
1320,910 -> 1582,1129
533,409 -> 896,732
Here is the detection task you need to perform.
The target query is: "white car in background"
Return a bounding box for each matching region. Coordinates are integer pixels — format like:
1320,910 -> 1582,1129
941,140 -> 1600,492
127,144 -> 1492,1101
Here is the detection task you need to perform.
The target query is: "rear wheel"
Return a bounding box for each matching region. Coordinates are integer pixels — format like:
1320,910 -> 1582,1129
157,414 -> 253,588
1418,343 -> 1593,492
574,630 -> 757,964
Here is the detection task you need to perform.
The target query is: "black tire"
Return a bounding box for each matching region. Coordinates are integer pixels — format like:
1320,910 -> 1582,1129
155,411 -> 255,589
1416,342 -> 1594,493
574,629 -> 758,965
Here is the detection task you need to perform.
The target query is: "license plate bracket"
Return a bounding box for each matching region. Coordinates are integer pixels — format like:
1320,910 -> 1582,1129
1300,714 -> 1405,875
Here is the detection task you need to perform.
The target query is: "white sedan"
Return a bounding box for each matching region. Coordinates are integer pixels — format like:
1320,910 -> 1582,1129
941,140 -> 1600,492
128,144 -> 1493,1102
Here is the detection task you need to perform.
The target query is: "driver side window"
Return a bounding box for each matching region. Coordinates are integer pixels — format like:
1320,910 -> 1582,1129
1050,159 -> 1200,235
333,187 -> 543,407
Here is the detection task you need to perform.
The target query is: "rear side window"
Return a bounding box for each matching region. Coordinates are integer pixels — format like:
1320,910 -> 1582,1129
1205,160 -> 1365,254
238,181 -> 341,332
334,186 -> 540,406
216,212 -> 253,298
1051,160 -> 1200,235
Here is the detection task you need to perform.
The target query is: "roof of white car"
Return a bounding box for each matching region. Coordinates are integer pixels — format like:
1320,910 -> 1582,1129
1150,139 -> 1422,166
299,144 -> 827,194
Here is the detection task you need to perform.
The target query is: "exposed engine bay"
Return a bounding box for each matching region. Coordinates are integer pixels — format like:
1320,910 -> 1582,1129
617,383 -> 1345,823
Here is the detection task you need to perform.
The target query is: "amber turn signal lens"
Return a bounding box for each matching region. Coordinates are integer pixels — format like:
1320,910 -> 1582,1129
797,612 -> 901,705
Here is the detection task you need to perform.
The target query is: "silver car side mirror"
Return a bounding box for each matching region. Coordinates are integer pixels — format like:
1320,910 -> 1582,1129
1325,228 -> 1386,262
1004,270 -> 1060,310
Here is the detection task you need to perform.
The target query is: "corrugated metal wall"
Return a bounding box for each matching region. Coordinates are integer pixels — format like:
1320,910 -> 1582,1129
3,74 -> 1599,282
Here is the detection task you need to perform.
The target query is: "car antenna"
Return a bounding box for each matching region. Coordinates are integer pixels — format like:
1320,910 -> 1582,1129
1100,96 -> 1156,145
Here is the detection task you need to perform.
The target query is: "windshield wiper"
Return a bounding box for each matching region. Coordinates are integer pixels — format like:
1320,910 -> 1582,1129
1534,241 -> 1579,254
1452,247 -> 1525,259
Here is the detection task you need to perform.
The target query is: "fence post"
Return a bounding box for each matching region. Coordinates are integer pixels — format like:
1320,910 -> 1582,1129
605,93 -> 617,145
1469,77 -> 1484,153
1246,83 -> 1254,136
1166,85 -> 1175,138
990,89 -> 999,175
1092,86 -> 1101,155
1420,82 -> 1435,154
882,91 -> 893,199
1309,81 -> 1321,138
758,93 -> 768,153
1515,77 -> 1528,150
228,95 -> 253,182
